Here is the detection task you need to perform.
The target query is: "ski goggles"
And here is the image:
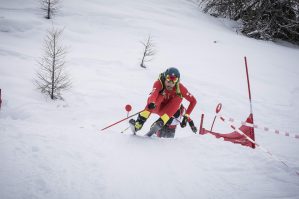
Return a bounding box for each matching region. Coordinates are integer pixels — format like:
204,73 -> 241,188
165,74 -> 179,83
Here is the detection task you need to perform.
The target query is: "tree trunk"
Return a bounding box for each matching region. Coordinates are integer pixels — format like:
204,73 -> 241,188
47,1 -> 51,19
51,34 -> 56,100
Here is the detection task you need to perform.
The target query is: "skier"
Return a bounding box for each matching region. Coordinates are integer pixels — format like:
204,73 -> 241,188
129,67 -> 197,137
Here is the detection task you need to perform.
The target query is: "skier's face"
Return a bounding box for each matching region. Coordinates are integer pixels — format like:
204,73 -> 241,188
164,79 -> 175,90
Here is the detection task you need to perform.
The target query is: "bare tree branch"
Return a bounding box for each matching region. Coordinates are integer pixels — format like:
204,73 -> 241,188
139,35 -> 157,68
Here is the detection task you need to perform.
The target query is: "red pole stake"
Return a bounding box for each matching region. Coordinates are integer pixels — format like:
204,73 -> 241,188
0,89 -> 2,110
101,110 -> 143,131
244,56 -> 255,148
244,56 -> 253,114
199,113 -> 204,134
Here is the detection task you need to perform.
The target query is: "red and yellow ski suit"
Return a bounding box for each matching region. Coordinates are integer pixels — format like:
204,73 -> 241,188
142,79 -> 197,124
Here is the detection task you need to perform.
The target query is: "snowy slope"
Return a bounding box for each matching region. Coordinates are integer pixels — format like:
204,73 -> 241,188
1,0 -> 299,198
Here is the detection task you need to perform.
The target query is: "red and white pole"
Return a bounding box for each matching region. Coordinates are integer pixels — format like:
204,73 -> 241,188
244,56 -> 253,114
244,56 -> 255,147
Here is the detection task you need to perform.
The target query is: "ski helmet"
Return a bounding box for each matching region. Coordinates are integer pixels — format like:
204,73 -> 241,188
164,67 -> 180,82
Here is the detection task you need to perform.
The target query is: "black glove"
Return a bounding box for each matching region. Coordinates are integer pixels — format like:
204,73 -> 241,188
180,114 -> 189,128
188,120 -> 197,133
147,102 -> 156,110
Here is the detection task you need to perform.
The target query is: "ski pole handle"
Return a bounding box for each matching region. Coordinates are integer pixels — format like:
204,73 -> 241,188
101,110 -> 143,131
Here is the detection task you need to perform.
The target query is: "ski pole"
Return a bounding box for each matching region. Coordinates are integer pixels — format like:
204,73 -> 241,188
120,126 -> 130,133
101,110 -> 143,131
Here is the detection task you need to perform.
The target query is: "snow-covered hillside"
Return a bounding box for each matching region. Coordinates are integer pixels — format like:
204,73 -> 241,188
1,0 -> 299,198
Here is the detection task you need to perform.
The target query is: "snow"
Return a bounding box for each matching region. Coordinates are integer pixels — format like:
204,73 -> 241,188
1,0 -> 299,198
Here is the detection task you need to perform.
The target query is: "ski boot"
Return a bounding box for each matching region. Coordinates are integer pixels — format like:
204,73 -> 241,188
146,120 -> 164,137
129,114 -> 147,134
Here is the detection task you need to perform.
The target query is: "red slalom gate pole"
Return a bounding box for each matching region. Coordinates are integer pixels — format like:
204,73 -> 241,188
210,103 -> 222,132
0,89 -> 2,110
244,56 -> 253,114
199,113 -> 204,134
101,110 -> 143,131
244,56 -> 255,148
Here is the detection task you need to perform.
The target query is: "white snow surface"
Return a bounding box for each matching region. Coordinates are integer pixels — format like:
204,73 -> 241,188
1,0 -> 299,198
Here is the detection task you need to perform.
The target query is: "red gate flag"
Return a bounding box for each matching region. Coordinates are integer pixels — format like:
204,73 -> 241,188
200,114 -> 255,148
